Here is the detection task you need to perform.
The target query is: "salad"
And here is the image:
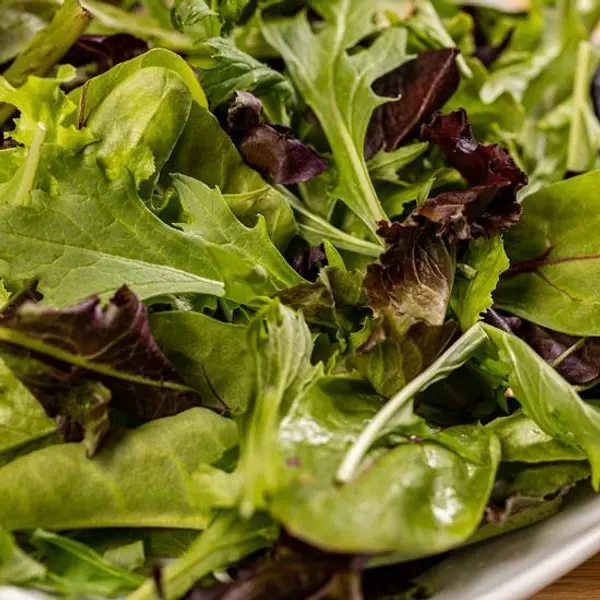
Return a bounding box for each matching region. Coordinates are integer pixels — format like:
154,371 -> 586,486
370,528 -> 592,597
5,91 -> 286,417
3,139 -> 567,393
1,0 -> 600,598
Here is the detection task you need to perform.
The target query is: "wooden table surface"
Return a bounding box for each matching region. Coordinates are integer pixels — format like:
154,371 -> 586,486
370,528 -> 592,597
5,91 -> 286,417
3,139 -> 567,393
532,552 -> 600,598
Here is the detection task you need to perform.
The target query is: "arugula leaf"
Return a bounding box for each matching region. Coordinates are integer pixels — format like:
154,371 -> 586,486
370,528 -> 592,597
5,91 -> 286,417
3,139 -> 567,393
170,0 -> 221,38
194,37 -> 294,107
451,236 -> 509,331
0,408 -> 237,530
261,2 -> 413,237
484,324 -> 600,488
496,171 -> 600,335
270,375 -> 500,555
129,511 -> 277,600
172,175 -> 303,300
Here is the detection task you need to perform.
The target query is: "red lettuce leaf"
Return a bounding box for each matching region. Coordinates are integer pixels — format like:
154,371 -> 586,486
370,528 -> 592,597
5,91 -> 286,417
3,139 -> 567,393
0,285 -> 198,453
365,48 -> 460,159
227,91 -> 328,184
406,109 -> 526,240
474,29 -> 514,69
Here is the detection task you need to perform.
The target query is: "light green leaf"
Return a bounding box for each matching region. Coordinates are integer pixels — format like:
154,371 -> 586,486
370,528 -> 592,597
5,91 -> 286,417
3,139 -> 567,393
451,236 -> 509,331
496,171 -> 600,335
261,3 -> 413,237
0,408 -> 237,531
87,66 -> 192,193
0,355 -> 55,457
79,0 -> 197,54
31,530 -> 144,597
128,511 -> 277,600
488,412 -> 586,463
270,376 -> 500,556
484,324 -> 600,488
166,103 -> 296,249
195,37 -> 294,107
173,175 -> 302,301
151,311 -> 254,414
69,48 -> 208,125
0,8 -> 47,65
367,142 -> 429,184
0,155 -> 225,305
102,541 -> 145,573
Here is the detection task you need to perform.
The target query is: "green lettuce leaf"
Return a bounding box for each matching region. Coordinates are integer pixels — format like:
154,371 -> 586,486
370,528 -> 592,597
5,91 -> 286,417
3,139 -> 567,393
0,408 -> 237,531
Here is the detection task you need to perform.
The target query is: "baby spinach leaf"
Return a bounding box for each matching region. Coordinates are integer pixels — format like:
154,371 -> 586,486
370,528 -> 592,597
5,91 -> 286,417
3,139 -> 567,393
488,412 -> 585,463
129,511 -> 277,600
150,310 -> 254,414
337,324 -> 487,482
270,375 -> 500,556
194,37 -> 294,108
172,175 -> 302,301
261,2 -> 413,237
484,324 -> 600,488
496,171 -> 600,335
31,529 -> 144,597
451,236 -> 509,331
0,408 -> 237,531
0,357 -> 55,456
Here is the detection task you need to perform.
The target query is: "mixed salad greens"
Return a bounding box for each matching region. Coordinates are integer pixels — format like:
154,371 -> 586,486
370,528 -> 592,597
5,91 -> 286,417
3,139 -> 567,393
1,0 -> 600,597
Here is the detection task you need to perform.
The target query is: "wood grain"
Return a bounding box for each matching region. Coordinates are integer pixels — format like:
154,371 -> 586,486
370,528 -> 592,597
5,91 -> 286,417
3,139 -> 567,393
532,552 -> 600,598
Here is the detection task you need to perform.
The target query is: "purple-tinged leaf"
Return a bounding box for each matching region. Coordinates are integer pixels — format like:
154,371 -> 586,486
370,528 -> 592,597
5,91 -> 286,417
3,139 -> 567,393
0,285 -> 199,453
474,29 -> 514,69
365,49 -> 460,159
226,91 -> 328,184
408,109 -> 526,240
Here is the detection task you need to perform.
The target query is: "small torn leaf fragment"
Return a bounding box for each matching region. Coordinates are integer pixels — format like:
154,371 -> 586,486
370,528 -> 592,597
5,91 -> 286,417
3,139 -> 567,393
0,285 -> 198,453
226,91 -> 327,184
365,48 -> 460,159
62,34 -> 148,73
409,109 -> 527,239
285,240 -> 327,282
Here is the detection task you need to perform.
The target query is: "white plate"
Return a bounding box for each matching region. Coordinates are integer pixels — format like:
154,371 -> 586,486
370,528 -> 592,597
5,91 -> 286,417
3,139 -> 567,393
428,484 -> 600,599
